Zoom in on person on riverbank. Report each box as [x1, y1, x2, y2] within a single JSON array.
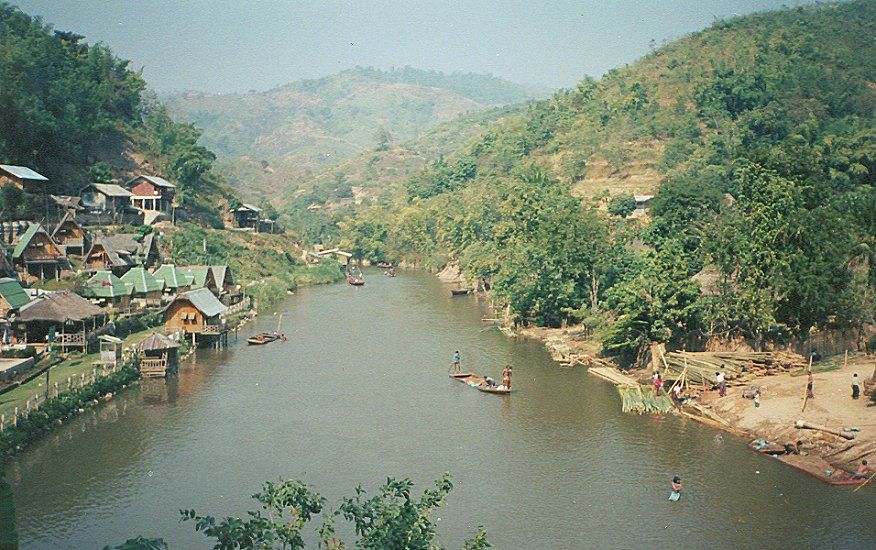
[[669, 476, 683, 501], [754, 389, 761, 409], [452, 351, 461, 373], [851, 373, 860, 399], [716, 370, 727, 397], [652, 372, 663, 397], [806, 372, 814, 399], [852, 459, 871, 480], [502, 365, 512, 390]]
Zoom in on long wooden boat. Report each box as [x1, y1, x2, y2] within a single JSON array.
[[247, 332, 278, 345], [771, 453, 869, 486], [451, 289, 470, 296], [448, 372, 511, 394]]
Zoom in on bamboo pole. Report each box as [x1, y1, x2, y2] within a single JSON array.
[[852, 471, 876, 493]]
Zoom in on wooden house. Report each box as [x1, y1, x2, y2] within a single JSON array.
[[134, 332, 181, 377], [83, 233, 156, 275], [0, 277, 29, 318], [180, 266, 219, 295], [96, 334, 123, 367], [232, 204, 262, 230], [15, 291, 105, 349], [127, 175, 176, 214], [11, 223, 68, 282], [209, 265, 241, 304], [80, 183, 134, 218], [51, 212, 89, 256], [120, 267, 164, 307], [163, 288, 228, 347], [151, 264, 194, 294], [81, 270, 134, 310], [0, 165, 48, 193]]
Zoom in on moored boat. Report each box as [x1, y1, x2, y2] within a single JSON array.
[[247, 332, 278, 345], [449, 372, 512, 394], [451, 289, 470, 296]]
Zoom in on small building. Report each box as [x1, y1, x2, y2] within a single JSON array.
[[84, 233, 153, 275], [51, 212, 89, 256], [11, 223, 68, 281], [151, 264, 195, 294], [139, 233, 161, 268], [96, 334, 123, 367], [16, 291, 105, 349], [81, 271, 134, 310], [163, 288, 228, 347], [120, 267, 165, 307], [134, 332, 181, 377], [180, 266, 219, 295], [209, 265, 241, 304], [127, 175, 176, 214], [0, 165, 48, 193], [80, 183, 134, 218], [232, 204, 262, 230], [0, 277, 30, 318]]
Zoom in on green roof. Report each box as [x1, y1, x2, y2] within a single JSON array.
[[120, 267, 164, 294], [151, 265, 195, 289], [0, 278, 30, 310], [179, 288, 227, 318], [82, 271, 133, 298], [12, 224, 41, 259], [179, 267, 210, 289]]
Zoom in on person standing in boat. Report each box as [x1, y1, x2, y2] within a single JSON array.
[[452, 351, 461, 373], [502, 365, 512, 390]]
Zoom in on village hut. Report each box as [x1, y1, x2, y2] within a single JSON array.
[[11, 223, 68, 282], [209, 265, 241, 304], [151, 264, 194, 294], [51, 212, 89, 256], [97, 334, 123, 367], [163, 288, 228, 347], [0, 165, 48, 193], [0, 278, 29, 345], [134, 332, 181, 377], [180, 266, 219, 295], [84, 234, 147, 275], [120, 267, 165, 307], [127, 175, 176, 215], [232, 204, 262, 229], [79, 183, 134, 218], [16, 291, 105, 350], [82, 271, 134, 310]]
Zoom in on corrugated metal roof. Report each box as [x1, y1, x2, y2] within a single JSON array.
[[151, 264, 195, 289], [0, 165, 48, 181], [11, 223, 39, 259], [129, 175, 176, 188], [120, 267, 164, 294], [0, 277, 30, 310], [237, 204, 262, 212], [82, 271, 134, 298], [179, 288, 227, 318], [88, 183, 133, 197]]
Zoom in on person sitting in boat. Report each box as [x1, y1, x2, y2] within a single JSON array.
[[852, 459, 871, 480], [483, 376, 497, 388]]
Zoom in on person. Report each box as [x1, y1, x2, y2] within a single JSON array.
[[652, 372, 663, 397], [852, 459, 871, 480], [452, 351, 461, 373], [784, 440, 802, 455], [669, 476, 683, 501], [673, 383, 683, 402], [851, 373, 860, 400], [716, 369, 727, 397], [502, 365, 512, 390], [806, 372, 814, 399], [281, 333, 286, 343], [483, 375, 496, 388], [754, 389, 761, 409]]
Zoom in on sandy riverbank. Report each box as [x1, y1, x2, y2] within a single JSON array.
[[508, 322, 876, 484]]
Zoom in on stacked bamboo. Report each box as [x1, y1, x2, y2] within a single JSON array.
[[661, 351, 807, 386], [618, 385, 676, 414]]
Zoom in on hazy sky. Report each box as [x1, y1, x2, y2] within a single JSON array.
[[15, 0, 803, 94]]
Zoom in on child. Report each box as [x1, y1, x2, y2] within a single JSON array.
[[669, 476, 683, 501], [754, 390, 761, 409]]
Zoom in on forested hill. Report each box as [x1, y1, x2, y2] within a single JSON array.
[[339, 0, 876, 363], [0, 2, 235, 226], [166, 68, 546, 202]]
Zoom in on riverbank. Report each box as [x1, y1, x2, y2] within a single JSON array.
[[504, 320, 876, 485]]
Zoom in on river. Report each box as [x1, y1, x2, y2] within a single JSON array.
[[6, 269, 875, 548]]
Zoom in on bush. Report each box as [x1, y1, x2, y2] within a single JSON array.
[[607, 194, 637, 218]]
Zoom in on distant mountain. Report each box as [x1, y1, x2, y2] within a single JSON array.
[[167, 67, 547, 201]]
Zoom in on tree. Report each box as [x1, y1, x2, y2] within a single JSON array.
[[607, 194, 636, 218], [89, 161, 114, 183], [374, 127, 393, 152]]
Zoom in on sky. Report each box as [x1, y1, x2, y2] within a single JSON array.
[[15, 0, 805, 94]]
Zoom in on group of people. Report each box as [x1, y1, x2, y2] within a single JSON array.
[[451, 351, 512, 390]]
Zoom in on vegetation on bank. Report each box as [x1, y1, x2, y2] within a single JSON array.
[[110, 475, 489, 550], [168, 224, 344, 310], [335, 0, 876, 365]]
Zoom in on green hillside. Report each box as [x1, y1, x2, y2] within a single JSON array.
[[167, 67, 545, 202], [337, 0, 876, 362], [0, 2, 236, 226]]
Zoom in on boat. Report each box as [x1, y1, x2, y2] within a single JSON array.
[[346, 265, 365, 286], [347, 275, 365, 286], [384, 268, 397, 277], [771, 453, 869, 486], [451, 289, 470, 296], [376, 262, 393, 269], [247, 332, 278, 345], [449, 372, 512, 394]]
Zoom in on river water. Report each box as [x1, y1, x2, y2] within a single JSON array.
[[6, 270, 875, 548]]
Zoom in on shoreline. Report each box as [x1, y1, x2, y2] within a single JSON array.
[[504, 322, 875, 486]]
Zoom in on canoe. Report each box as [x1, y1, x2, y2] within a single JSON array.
[[347, 276, 365, 286], [451, 289, 470, 296], [772, 454, 868, 486], [247, 332, 279, 345], [449, 372, 512, 394]]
